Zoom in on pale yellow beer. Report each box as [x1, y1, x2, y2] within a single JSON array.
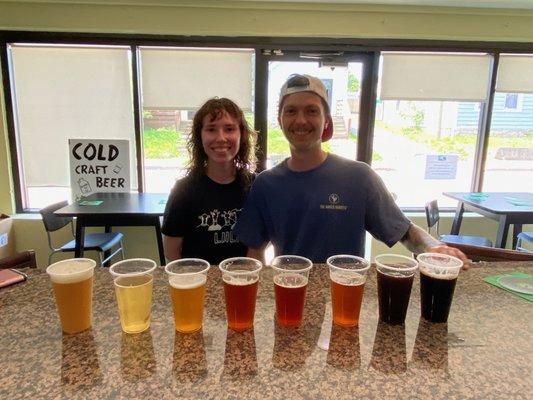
[[114, 274, 153, 334], [169, 274, 206, 333], [47, 258, 96, 334]]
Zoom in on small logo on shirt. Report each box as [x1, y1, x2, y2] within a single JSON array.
[[321, 193, 347, 210], [329, 193, 340, 204]]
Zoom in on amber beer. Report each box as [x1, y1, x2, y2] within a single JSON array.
[[223, 275, 259, 331], [219, 257, 263, 332], [271, 255, 313, 328], [169, 274, 207, 333], [165, 258, 210, 333], [327, 255, 370, 328], [330, 272, 365, 327], [274, 273, 308, 327], [47, 258, 96, 334]]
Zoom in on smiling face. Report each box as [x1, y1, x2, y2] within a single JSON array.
[[201, 111, 241, 167], [278, 91, 331, 153]]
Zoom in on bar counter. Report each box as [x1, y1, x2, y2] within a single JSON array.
[[1, 262, 532, 399]]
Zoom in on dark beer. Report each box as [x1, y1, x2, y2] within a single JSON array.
[[377, 269, 414, 325], [223, 275, 259, 331], [420, 271, 457, 323], [274, 273, 308, 327]]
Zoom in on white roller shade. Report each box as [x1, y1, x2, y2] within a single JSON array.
[[10, 45, 136, 188], [380, 53, 491, 101], [496, 54, 533, 93], [140, 47, 253, 110]]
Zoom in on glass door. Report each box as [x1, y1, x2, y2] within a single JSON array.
[[261, 51, 373, 168]]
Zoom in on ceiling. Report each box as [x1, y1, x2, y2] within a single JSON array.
[[242, 0, 533, 9]]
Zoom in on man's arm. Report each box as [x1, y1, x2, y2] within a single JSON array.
[[163, 235, 183, 264], [400, 224, 469, 269]]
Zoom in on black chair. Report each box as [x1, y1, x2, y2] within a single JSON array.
[[516, 231, 533, 253], [40, 201, 124, 266], [425, 200, 493, 247]]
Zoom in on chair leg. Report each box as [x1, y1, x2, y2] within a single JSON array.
[[120, 240, 125, 260]]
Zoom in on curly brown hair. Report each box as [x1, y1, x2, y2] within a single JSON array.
[[187, 98, 256, 179]]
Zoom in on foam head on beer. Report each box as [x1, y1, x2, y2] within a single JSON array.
[[47, 258, 96, 283]]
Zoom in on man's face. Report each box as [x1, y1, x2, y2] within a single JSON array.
[[278, 91, 330, 153]]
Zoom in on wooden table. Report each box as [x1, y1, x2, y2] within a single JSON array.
[[443, 192, 533, 248], [55, 192, 167, 265], [1, 262, 532, 399]]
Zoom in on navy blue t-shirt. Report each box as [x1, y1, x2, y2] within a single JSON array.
[[234, 154, 411, 262]]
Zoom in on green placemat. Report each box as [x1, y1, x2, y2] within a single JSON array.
[[483, 272, 533, 302], [78, 200, 103, 206]]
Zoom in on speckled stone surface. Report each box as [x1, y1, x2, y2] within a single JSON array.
[[1, 262, 532, 399]]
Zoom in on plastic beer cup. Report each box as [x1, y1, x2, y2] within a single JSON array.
[[165, 258, 210, 333], [327, 255, 370, 328], [417, 253, 463, 323], [271, 255, 313, 327], [375, 254, 418, 325], [219, 257, 263, 332], [47, 258, 96, 334], [110, 258, 157, 334]]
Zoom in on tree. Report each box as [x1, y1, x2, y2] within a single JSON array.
[[347, 72, 360, 93]]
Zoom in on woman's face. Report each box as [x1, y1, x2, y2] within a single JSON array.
[[201, 110, 241, 167]]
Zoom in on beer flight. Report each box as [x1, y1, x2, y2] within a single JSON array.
[[45, 252, 463, 336]]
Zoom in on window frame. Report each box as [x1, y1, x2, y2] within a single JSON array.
[[2, 31, 533, 213]]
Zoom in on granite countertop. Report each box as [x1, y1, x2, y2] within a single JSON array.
[[1, 262, 532, 399]]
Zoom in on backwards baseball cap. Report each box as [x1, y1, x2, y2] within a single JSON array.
[[278, 74, 333, 142]]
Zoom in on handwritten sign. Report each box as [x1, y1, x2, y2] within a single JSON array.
[[69, 139, 130, 201], [424, 155, 458, 180]]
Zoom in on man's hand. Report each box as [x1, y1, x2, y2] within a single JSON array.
[[424, 244, 470, 270], [401, 224, 469, 270]]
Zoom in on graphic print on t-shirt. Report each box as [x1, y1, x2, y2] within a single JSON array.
[[197, 208, 241, 231]]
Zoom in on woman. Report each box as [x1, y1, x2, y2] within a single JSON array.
[[161, 98, 256, 265]]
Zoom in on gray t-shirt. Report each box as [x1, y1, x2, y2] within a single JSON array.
[[235, 154, 411, 262]]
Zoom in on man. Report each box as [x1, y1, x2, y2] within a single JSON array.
[[235, 74, 467, 266]]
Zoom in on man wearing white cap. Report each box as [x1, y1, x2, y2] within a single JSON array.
[[235, 74, 467, 265]]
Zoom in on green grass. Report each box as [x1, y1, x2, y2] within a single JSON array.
[[267, 127, 332, 155], [375, 121, 533, 160], [143, 128, 185, 159], [377, 121, 532, 147]]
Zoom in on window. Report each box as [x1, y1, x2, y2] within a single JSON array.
[[267, 59, 364, 168], [138, 47, 254, 193], [4, 34, 533, 213], [8, 44, 135, 210], [374, 52, 491, 208], [483, 54, 533, 192], [504, 93, 518, 109]]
